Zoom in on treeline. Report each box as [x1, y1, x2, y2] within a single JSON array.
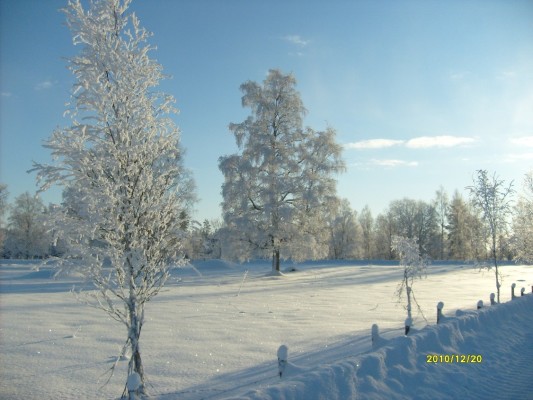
[[0, 189, 63, 259], [329, 190, 495, 261], [1, 171, 532, 263], [328, 172, 532, 262]]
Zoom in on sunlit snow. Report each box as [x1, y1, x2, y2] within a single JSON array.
[[0, 259, 531, 399]]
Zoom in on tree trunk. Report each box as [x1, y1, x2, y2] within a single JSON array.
[[405, 274, 412, 321], [127, 297, 146, 396], [493, 252, 500, 304], [272, 249, 280, 272], [492, 233, 500, 303]]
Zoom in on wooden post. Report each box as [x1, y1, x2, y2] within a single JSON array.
[[437, 302, 444, 324], [404, 317, 412, 335], [490, 293, 496, 305], [521, 287, 525, 296], [371, 324, 380, 348], [477, 300, 483, 310], [511, 283, 516, 299], [126, 372, 142, 400], [277, 345, 288, 378]]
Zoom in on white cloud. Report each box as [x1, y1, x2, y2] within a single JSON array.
[[370, 159, 419, 167], [449, 71, 470, 81], [345, 135, 476, 150], [283, 35, 309, 47], [503, 152, 533, 163], [510, 136, 533, 147], [1, 92, 12, 97], [35, 80, 54, 90], [497, 70, 517, 80], [345, 139, 404, 149], [405, 135, 476, 149], [513, 95, 533, 129]]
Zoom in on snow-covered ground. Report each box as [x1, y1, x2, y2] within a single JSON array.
[[0, 259, 531, 399]]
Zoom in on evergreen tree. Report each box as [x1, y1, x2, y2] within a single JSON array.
[[447, 191, 472, 260]]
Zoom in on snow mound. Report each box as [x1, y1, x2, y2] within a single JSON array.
[[229, 295, 533, 399], [190, 259, 242, 273], [264, 270, 285, 278]]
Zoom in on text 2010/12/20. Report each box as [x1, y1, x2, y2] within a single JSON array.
[[426, 354, 483, 363]]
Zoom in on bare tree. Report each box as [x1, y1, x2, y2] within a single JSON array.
[[31, 0, 195, 396], [466, 170, 514, 303]]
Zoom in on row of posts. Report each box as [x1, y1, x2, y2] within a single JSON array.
[[277, 283, 531, 378], [375, 282, 531, 349]]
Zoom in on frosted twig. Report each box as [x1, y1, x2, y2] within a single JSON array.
[[236, 269, 249, 297]]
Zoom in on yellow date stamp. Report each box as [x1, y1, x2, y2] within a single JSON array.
[[426, 354, 483, 363]]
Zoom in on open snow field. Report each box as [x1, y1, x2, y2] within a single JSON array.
[[1, 259, 532, 399]]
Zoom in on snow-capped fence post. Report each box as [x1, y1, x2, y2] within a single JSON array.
[[437, 302, 444, 324], [521, 287, 525, 296], [277, 345, 288, 378], [490, 293, 496, 305], [371, 324, 380, 348], [477, 300, 483, 310], [126, 372, 142, 400], [511, 283, 517, 299], [404, 317, 412, 335]]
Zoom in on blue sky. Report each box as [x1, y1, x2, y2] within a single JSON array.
[[1, 0, 532, 222]]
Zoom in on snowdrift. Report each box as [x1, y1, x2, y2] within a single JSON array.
[[230, 294, 533, 400]]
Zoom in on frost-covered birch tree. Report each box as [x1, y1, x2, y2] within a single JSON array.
[[359, 205, 374, 259], [219, 69, 345, 272], [434, 186, 449, 260], [391, 235, 428, 328], [31, 0, 194, 396], [328, 199, 361, 259], [466, 170, 514, 303], [513, 170, 533, 263], [5, 192, 49, 259]]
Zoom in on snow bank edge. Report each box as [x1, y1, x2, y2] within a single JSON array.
[[226, 294, 533, 400]]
